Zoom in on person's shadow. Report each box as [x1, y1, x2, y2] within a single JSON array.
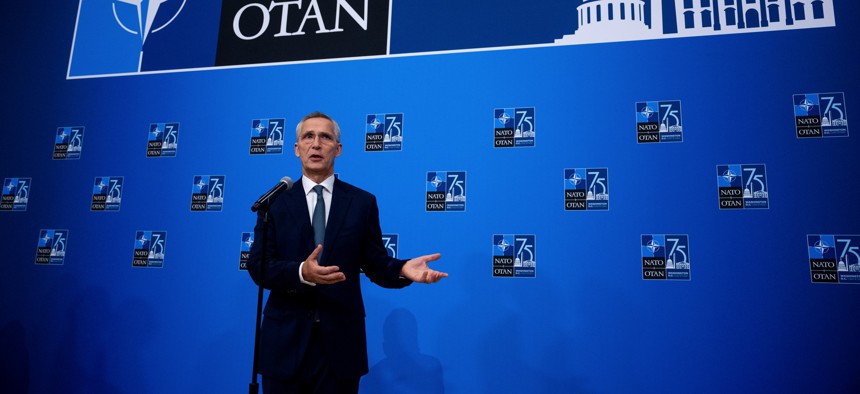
[[361, 308, 444, 394]]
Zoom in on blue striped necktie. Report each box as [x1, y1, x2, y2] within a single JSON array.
[[312, 185, 326, 259]]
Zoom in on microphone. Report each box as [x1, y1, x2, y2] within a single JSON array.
[[251, 176, 293, 212]]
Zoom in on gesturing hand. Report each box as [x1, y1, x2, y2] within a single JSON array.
[[301, 245, 346, 284], [401, 253, 447, 284]]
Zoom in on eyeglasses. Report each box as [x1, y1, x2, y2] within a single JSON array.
[[299, 131, 338, 144]]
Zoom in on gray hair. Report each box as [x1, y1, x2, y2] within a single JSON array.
[[295, 111, 341, 142]]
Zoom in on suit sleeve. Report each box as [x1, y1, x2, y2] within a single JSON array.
[[247, 210, 308, 293], [361, 195, 412, 289]]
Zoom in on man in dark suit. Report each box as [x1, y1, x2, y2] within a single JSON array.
[[248, 112, 447, 393]]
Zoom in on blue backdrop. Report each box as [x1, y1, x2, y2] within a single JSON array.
[[2, 1, 859, 393]]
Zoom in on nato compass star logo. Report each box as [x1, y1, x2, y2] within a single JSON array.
[[567, 172, 583, 187], [497, 112, 511, 127], [646, 239, 661, 254], [721, 169, 738, 184], [430, 175, 444, 189], [56, 129, 69, 143], [136, 233, 149, 248], [150, 126, 162, 139], [369, 117, 383, 131], [639, 105, 656, 120], [113, 0, 187, 71], [799, 98, 816, 114], [814, 239, 831, 255], [496, 238, 511, 253], [253, 122, 266, 137]]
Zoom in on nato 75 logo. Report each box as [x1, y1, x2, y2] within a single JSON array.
[[133, 231, 167, 268], [147, 123, 179, 157], [807, 234, 860, 284], [716, 164, 769, 209], [794, 92, 849, 138], [239, 232, 254, 271], [191, 175, 226, 211], [36, 229, 69, 265], [563, 168, 609, 211], [53, 127, 85, 160], [425, 171, 466, 212], [492, 234, 536, 278], [382, 234, 398, 258], [641, 234, 690, 280], [494, 107, 535, 148], [636, 100, 683, 143], [366, 113, 403, 151], [250, 118, 285, 154], [91, 176, 123, 211], [1, 177, 31, 211]]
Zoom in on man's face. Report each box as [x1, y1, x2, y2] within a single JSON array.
[[295, 117, 342, 180]]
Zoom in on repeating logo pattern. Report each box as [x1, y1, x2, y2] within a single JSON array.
[[492, 234, 536, 278], [36, 229, 69, 265], [425, 171, 467, 212], [793, 92, 849, 138], [716, 164, 769, 209], [239, 232, 253, 271], [147, 122, 180, 157], [807, 234, 860, 284], [91, 176, 124, 211], [494, 107, 535, 148], [1, 178, 31, 211], [250, 118, 285, 155], [191, 175, 226, 211], [365, 113, 404, 151], [133, 231, 167, 268], [636, 100, 683, 143], [53, 127, 85, 160], [382, 234, 398, 258], [641, 234, 691, 280], [564, 168, 609, 211]]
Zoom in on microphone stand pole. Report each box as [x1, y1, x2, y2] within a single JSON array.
[[249, 208, 270, 394]]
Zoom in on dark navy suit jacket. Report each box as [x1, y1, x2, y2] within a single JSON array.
[[248, 177, 411, 380]]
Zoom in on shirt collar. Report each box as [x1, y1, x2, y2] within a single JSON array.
[[302, 175, 335, 195]]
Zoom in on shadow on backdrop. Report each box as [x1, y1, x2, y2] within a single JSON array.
[[0, 320, 30, 394], [43, 286, 156, 394], [361, 308, 444, 394]]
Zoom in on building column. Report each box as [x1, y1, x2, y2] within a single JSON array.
[[713, 0, 722, 30], [738, 0, 746, 28]]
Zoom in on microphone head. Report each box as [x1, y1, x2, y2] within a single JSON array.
[[280, 176, 293, 189]]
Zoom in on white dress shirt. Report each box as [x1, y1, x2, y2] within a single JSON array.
[[298, 175, 335, 286]]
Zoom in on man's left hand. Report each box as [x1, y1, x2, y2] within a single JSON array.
[[401, 253, 447, 284]]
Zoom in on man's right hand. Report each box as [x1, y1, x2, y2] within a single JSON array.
[[301, 245, 346, 284]]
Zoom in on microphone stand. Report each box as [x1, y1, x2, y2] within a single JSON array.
[[248, 177, 291, 393], [249, 208, 270, 394]]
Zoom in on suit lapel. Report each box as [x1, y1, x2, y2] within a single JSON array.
[[323, 179, 352, 258], [284, 179, 313, 250]]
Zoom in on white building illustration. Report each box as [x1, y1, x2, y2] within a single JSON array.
[[557, 0, 834, 44]]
